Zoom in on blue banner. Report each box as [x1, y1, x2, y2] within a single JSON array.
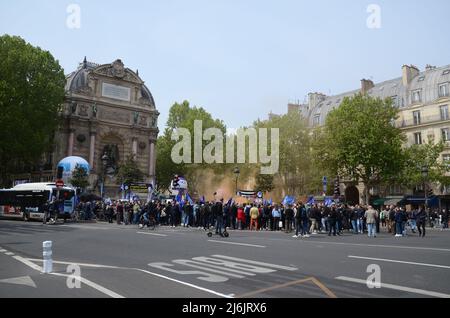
[[282, 196, 296, 206]]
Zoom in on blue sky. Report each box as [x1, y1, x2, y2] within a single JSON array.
[[1, 0, 449, 131]]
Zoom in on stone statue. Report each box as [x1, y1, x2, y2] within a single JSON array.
[[133, 111, 139, 125], [151, 116, 157, 127], [71, 102, 77, 114], [102, 144, 120, 176], [92, 103, 97, 118]]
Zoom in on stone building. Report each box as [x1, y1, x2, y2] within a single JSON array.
[[288, 64, 450, 204], [19, 58, 159, 198]]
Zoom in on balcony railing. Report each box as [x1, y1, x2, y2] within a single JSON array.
[[396, 114, 450, 128]]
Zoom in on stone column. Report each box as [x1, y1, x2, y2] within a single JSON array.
[[89, 132, 96, 169], [148, 140, 156, 183], [67, 129, 75, 156], [132, 137, 138, 157]]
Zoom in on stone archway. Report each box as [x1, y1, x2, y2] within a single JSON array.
[[345, 186, 360, 205]]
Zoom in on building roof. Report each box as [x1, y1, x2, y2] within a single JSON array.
[[65, 58, 156, 108], [306, 64, 450, 126]]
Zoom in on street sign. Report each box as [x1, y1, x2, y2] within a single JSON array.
[[55, 179, 64, 188]]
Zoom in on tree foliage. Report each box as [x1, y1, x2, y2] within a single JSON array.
[[69, 164, 89, 190], [398, 141, 450, 188], [116, 155, 144, 185], [0, 35, 66, 186], [156, 100, 227, 192], [254, 109, 313, 196], [255, 173, 275, 194], [314, 94, 405, 203]]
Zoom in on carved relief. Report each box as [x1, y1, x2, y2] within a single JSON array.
[[99, 109, 131, 124], [79, 105, 89, 117], [139, 115, 148, 127]]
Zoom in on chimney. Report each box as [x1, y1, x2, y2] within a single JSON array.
[[308, 92, 326, 109], [402, 64, 420, 86], [361, 79, 374, 95], [425, 64, 436, 71]]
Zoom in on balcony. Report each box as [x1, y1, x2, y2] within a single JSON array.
[[396, 114, 450, 128]]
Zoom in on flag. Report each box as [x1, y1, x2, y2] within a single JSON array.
[[226, 198, 233, 206], [324, 197, 333, 207], [306, 196, 315, 205], [268, 198, 273, 205], [186, 193, 194, 205], [282, 196, 295, 206]]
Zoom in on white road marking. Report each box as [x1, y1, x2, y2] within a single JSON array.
[[299, 240, 450, 252], [50, 272, 124, 298], [335, 276, 450, 298], [0, 249, 7, 252], [6, 253, 124, 298], [208, 240, 265, 248], [137, 231, 168, 237], [348, 255, 450, 269], [0, 276, 36, 288], [135, 268, 233, 298], [12, 255, 43, 272], [172, 260, 246, 278], [5, 252, 14, 256], [212, 255, 298, 271], [26, 258, 122, 269]]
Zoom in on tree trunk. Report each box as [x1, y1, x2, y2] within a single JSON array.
[[363, 183, 370, 205]]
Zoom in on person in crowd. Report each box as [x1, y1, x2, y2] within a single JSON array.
[[272, 204, 281, 231], [416, 206, 427, 237], [250, 204, 260, 231], [293, 202, 305, 238], [284, 205, 294, 233], [309, 204, 319, 234], [364, 205, 378, 238], [328, 204, 338, 236]]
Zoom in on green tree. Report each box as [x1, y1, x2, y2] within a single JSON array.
[[314, 94, 405, 204], [156, 100, 227, 192], [254, 109, 312, 196], [69, 164, 89, 190], [0, 35, 65, 187], [255, 173, 275, 194], [398, 141, 450, 189], [116, 155, 145, 186]]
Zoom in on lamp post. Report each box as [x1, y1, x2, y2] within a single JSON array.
[[421, 165, 429, 225], [233, 167, 240, 196], [101, 153, 109, 199]]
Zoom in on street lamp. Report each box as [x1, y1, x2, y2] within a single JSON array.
[[421, 165, 429, 224], [101, 153, 109, 199], [233, 167, 240, 196]]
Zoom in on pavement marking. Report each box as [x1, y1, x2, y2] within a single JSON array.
[[298, 240, 450, 252], [348, 255, 450, 269], [172, 260, 246, 278], [0, 276, 37, 288], [212, 255, 298, 271], [135, 268, 233, 298], [4, 252, 14, 256], [236, 277, 337, 298], [137, 231, 168, 237], [0, 249, 7, 252], [12, 255, 43, 272], [335, 276, 450, 298], [208, 240, 266, 248], [27, 258, 122, 269], [50, 272, 124, 298]]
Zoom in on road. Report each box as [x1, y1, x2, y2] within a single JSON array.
[[1, 220, 449, 298]]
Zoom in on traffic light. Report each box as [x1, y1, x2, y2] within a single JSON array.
[[333, 178, 340, 196], [56, 166, 64, 180]]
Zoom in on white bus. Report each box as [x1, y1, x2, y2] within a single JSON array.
[[0, 183, 76, 221]]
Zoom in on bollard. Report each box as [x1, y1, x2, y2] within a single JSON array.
[[42, 241, 53, 273]]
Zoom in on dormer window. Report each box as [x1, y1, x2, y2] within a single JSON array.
[[412, 89, 422, 103], [443, 70, 450, 75], [418, 76, 425, 82]]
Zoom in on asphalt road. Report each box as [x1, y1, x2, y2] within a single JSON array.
[[0, 220, 449, 298]]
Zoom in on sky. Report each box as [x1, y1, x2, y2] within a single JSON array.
[[1, 0, 450, 132]]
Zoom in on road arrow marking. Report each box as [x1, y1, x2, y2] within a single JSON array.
[[0, 276, 36, 288]]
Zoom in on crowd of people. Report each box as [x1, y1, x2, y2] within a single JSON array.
[[72, 198, 450, 238]]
